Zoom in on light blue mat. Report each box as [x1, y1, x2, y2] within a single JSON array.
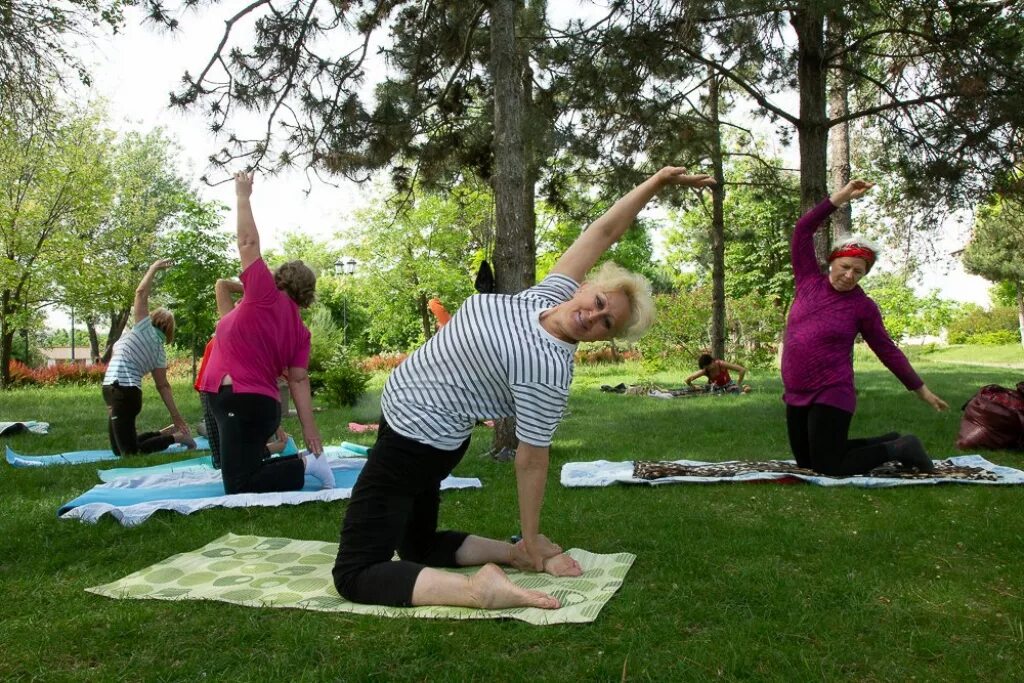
[[96, 441, 370, 482], [6, 436, 211, 468], [59, 459, 483, 527]]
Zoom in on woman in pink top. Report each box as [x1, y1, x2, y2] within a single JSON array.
[[198, 172, 334, 493], [782, 179, 948, 476]]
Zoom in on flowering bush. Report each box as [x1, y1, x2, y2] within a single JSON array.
[[8, 360, 108, 387], [359, 352, 408, 373]]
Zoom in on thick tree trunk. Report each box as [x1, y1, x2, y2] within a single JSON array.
[[708, 71, 727, 360], [827, 40, 852, 236], [792, 6, 831, 269], [1, 289, 12, 387], [489, 0, 534, 458], [102, 308, 131, 364], [86, 317, 100, 363], [419, 292, 432, 342]]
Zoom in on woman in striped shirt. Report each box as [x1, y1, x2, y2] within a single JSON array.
[[101, 259, 195, 456], [333, 166, 716, 610]]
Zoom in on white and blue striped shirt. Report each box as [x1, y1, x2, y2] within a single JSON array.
[[382, 274, 579, 450], [102, 316, 167, 388]]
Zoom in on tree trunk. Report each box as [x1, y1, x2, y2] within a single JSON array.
[[708, 70, 727, 360], [827, 21, 852, 236], [86, 317, 100, 363], [1017, 281, 1024, 349], [419, 292, 432, 341], [102, 308, 131, 364], [489, 0, 534, 458], [792, 5, 831, 269], [1, 289, 12, 387]]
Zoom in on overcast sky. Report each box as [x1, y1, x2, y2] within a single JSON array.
[[49, 2, 992, 330]]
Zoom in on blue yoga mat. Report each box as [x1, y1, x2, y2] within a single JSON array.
[[6, 436, 211, 468], [59, 463, 366, 516]]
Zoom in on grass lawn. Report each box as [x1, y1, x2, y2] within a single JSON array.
[[913, 343, 1024, 369], [1, 353, 1023, 680]]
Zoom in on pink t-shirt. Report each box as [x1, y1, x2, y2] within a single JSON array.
[[198, 258, 311, 401]]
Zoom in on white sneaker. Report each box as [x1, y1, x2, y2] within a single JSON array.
[[304, 452, 335, 489]]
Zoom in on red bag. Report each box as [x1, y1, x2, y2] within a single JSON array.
[[956, 382, 1024, 451]]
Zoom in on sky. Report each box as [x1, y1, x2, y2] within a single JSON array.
[[48, 2, 993, 330]]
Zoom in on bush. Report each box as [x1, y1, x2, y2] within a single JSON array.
[[963, 330, 1020, 345], [7, 360, 108, 387], [313, 349, 371, 407], [574, 342, 640, 365], [359, 352, 408, 373], [947, 305, 1020, 344]]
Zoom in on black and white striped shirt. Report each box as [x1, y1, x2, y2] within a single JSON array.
[[382, 274, 579, 450], [102, 316, 167, 388]]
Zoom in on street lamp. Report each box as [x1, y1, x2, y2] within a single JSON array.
[[334, 258, 357, 344]]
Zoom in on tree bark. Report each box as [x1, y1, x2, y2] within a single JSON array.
[[792, 5, 831, 269], [827, 19, 852, 237], [489, 0, 534, 457], [86, 317, 100, 363], [1017, 281, 1024, 350], [102, 308, 131, 364], [708, 70, 727, 360], [0, 289, 12, 387]]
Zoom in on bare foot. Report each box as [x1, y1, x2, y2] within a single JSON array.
[[468, 564, 560, 610], [543, 553, 583, 577]]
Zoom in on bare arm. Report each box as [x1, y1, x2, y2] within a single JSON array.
[[550, 167, 715, 283], [514, 441, 551, 571], [684, 369, 706, 387], [134, 259, 173, 323], [215, 278, 243, 317], [721, 361, 746, 384], [287, 366, 322, 455], [234, 172, 261, 270], [151, 367, 189, 434]]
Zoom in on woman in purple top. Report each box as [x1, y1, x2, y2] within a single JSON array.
[[782, 179, 948, 475], [198, 172, 334, 494]]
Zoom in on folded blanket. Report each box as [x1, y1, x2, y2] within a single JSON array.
[[561, 454, 1024, 489], [6, 436, 211, 468], [60, 459, 482, 526], [87, 533, 634, 625], [96, 443, 372, 482], [0, 421, 50, 436]]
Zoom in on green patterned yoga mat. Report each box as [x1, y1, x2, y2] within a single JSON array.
[[87, 533, 636, 625]]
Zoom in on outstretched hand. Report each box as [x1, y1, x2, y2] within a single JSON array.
[[915, 385, 949, 412], [235, 171, 254, 198], [831, 179, 875, 206], [150, 258, 174, 271], [656, 166, 716, 188]]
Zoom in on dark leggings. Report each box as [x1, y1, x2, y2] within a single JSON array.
[[199, 391, 222, 468], [333, 419, 471, 607], [207, 385, 304, 494], [102, 383, 175, 456], [786, 403, 898, 475]]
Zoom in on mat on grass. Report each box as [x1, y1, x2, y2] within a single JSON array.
[[96, 441, 371, 482], [86, 533, 634, 625], [6, 436, 211, 468], [561, 455, 1024, 489], [60, 460, 482, 526], [0, 421, 50, 436]]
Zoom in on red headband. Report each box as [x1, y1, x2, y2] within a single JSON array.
[[828, 244, 876, 270]]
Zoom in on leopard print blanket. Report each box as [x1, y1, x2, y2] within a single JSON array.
[[632, 459, 999, 482]]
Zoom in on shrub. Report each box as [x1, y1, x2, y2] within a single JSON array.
[[964, 330, 1020, 345], [7, 360, 107, 387], [359, 352, 408, 373], [313, 349, 371, 407], [947, 305, 1019, 344], [574, 342, 640, 365]]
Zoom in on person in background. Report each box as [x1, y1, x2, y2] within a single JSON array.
[[102, 259, 195, 456], [685, 354, 746, 392]]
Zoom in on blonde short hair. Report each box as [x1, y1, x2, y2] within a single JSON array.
[[150, 308, 175, 345], [274, 260, 317, 308], [585, 261, 656, 341]]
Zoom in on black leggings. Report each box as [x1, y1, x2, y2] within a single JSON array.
[[199, 391, 222, 468], [207, 385, 304, 494], [786, 403, 898, 475], [102, 383, 175, 456], [333, 419, 471, 607]]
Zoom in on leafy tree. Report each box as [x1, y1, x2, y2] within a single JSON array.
[[861, 274, 958, 342], [0, 107, 113, 387], [963, 195, 1024, 347]]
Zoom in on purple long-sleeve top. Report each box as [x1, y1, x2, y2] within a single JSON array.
[[781, 198, 922, 413]]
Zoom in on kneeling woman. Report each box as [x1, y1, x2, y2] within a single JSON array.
[[782, 179, 948, 476], [198, 172, 333, 494], [102, 259, 194, 455], [333, 166, 715, 611]]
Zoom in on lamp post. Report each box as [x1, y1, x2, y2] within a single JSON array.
[[334, 258, 357, 344], [70, 305, 75, 363]]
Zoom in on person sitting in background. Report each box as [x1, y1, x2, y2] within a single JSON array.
[[685, 354, 747, 392], [101, 259, 195, 456]]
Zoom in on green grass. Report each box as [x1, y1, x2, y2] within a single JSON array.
[[913, 343, 1024, 369], [2, 354, 1023, 681]]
